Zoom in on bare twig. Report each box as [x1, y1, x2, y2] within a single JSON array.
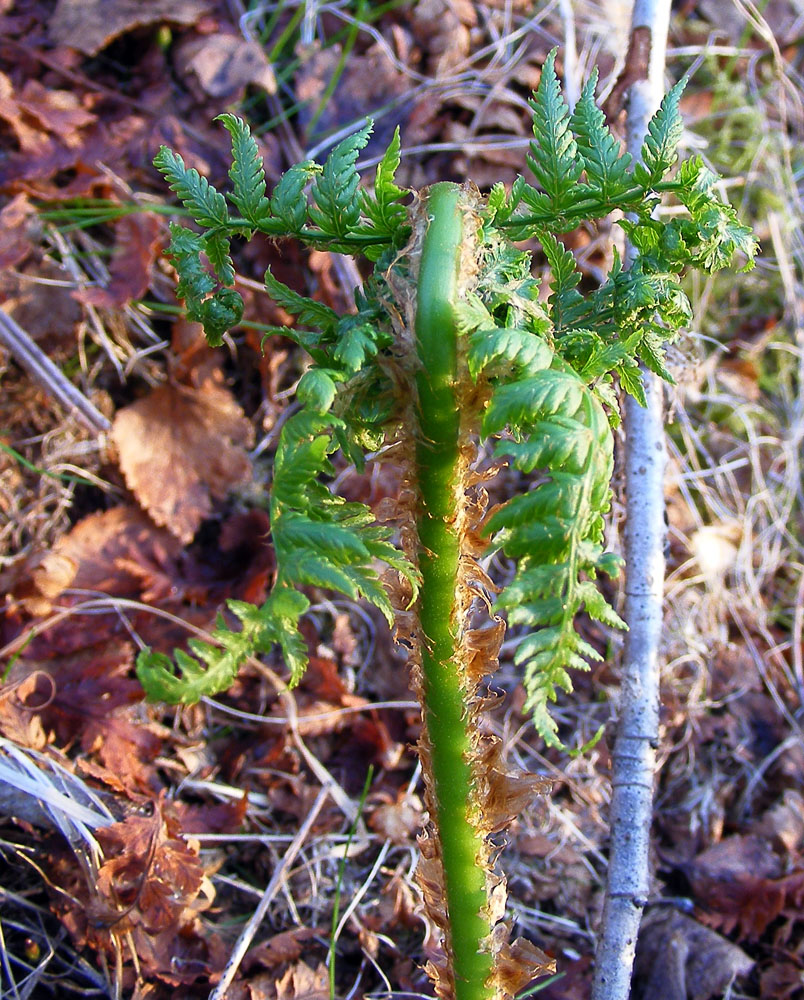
[[591, 2, 671, 999], [0, 310, 110, 434]]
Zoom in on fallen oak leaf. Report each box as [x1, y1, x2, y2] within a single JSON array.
[[111, 378, 254, 544], [6, 642, 163, 791], [179, 33, 277, 98], [275, 960, 330, 1000], [634, 907, 753, 1000], [75, 211, 163, 309], [48, 0, 213, 57]]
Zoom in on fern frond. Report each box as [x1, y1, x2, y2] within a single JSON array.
[[309, 123, 373, 238], [361, 126, 408, 237], [136, 587, 310, 704], [270, 159, 319, 232], [202, 231, 235, 285], [482, 372, 625, 747], [537, 230, 585, 333], [634, 77, 686, 188], [526, 49, 583, 214], [671, 158, 758, 271], [263, 267, 340, 334], [138, 406, 418, 705], [570, 70, 632, 199], [163, 224, 242, 346], [217, 113, 272, 225], [467, 326, 553, 380], [154, 146, 228, 228]]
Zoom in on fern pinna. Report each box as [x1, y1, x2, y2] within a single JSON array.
[[141, 51, 755, 1000]]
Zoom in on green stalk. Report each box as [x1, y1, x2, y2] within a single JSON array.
[[414, 182, 493, 1000]]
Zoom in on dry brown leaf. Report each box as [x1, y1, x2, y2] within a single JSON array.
[[369, 797, 422, 845], [75, 211, 163, 309], [0, 71, 49, 153], [687, 834, 804, 941], [410, 0, 475, 76], [1, 257, 83, 355], [246, 927, 323, 970], [6, 642, 164, 790], [14, 80, 97, 148], [274, 961, 330, 1000], [49, 0, 213, 57], [634, 908, 753, 1000], [295, 41, 409, 150], [182, 33, 277, 97], [111, 379, 254, 543], [0, 193, 39, 268], [42, 505, 183, 602]]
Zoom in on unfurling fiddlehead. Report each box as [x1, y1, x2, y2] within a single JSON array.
[[140, 51, 755, 1000]]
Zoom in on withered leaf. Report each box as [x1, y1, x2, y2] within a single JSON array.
[[0, 194, 38, 269], [634, 908, 753, 1000], [112, 379, 254, 544], [8, 642, 163, 791], [14, 80, 97, 148], [49, 0, 213, 57], [40, 505, 183, 604], [96, 800, 205, 931], [685, 834, 804, 940], [274, 960, 330, 1000], [75, 212, 163, 309], [182, 34, 277, 98]]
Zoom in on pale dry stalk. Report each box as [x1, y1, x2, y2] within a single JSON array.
[[591, 2, 671, 998]]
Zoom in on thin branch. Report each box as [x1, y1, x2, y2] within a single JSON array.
[[208, 782, 331, 1000], [591, 2, 671, 999], [0, 310, 110, 433]]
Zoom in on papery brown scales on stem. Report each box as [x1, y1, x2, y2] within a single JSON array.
[[385, 186, 553, 1000]]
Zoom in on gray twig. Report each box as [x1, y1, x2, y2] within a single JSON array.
[[0, 310, 110, 433], [591, 2, 671, 998]]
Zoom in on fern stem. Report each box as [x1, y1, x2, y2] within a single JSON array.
[[414, 182, 493, 1000]]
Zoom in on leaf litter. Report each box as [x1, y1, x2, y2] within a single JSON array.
[[0, 1, 803, 998]]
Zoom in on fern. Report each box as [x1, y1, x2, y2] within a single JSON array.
[[634, 76, 686, 188], [146, 74, 756, 999], [149, 97, 754, 730], [482, 376, 624, 747], [570, 69, 632, 200], [308, 123, 373, 238], [153, 146, 228, 229], [217, 113, 271, 225], [361, 125, 408, 239], [137, 408, 418, 703], [525, 49, 583, 216]]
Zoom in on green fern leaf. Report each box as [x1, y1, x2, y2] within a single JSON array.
[[202, 231, 235, 285], [482, 369, 586, 438], [616, 361, 647, 406], [135, 587, 311, 704], [166, 224, 215, 309], [263, 267, 339, 333], [296, 369, 338, 412], [309, 123, 373, 238], [467, 327, 553, 380], [199, 288, 244, 347], [633, 77, 686, 187], [270, 160, 319, 232], [526, 49, 583, 213], [570, 69, 632, 199], [361, 126, 408, 235], [216, 113, 272, 224], [154, 146, 228, 228], [537, 230, 585, 333]]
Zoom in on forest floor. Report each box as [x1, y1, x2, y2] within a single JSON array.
[[1, 2, 803, 999]]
